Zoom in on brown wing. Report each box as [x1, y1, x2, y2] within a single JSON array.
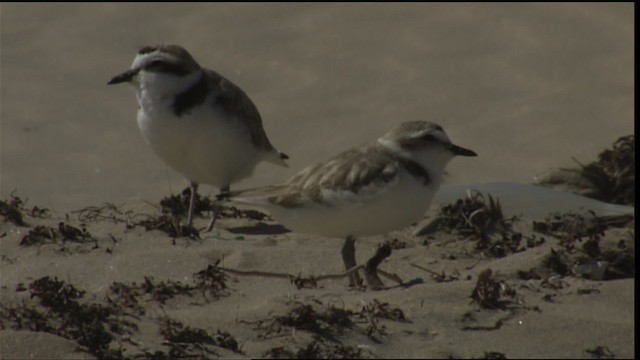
[[205, 69, 278, 154], [266, 144, 401, 208]]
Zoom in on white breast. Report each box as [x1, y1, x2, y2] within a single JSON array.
[[135, 73, 261, 187]]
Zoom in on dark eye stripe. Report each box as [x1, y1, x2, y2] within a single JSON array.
[[144, 60, 191, 76]]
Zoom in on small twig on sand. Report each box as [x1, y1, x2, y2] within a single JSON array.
[[217, 265, 402, 287]]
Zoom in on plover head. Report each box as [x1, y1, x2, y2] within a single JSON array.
[[108, 44, 202, 90], [378, 120, 477, 175]]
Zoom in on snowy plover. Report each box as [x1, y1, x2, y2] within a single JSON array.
[[222, 120, 476, 289], [108, 44, 289, 230]]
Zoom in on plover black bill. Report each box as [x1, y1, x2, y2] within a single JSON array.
[[108, 44, 289, 230], [222, 120, 477, 289]]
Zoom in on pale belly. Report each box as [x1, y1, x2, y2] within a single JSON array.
[[266, 176, 439, 238], [137, 105, 261, 188]]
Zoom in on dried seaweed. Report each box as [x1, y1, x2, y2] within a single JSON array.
[[470, 269, 516, 309], [0, 276, 131, 359], [534, 211, 634, 279], [538, 135, 634, 205], [247, 298, 407, 342], [105, 263, 230, 307], [0, 193, 27, 226], [0, 192, 51, 226], [584, 345, 615, 359], [263, 336, 367, 359], [132, 213, 200, 239], [0, 266, 233, 359], [20, 222, 98, 251], [428, 191, 526, 258], [160, 318, 241, 357]]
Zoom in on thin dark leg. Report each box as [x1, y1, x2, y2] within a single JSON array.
[[341, 235, 362, 287], [186, 182, 198, 226], [206, 185, 229, 232], [364, 243, 392, 290]]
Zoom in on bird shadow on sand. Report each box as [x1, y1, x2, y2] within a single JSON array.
[[226, 222, 291, 235]]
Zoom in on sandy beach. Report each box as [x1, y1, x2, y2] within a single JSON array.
[[0, 3, 634, 359]]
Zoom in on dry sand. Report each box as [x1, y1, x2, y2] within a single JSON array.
[[0, 3, 635, 359]]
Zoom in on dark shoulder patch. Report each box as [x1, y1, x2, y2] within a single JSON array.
[[399, 158, 431, 185], [206, 70, 276, 153], [173, 74, 210, 116]]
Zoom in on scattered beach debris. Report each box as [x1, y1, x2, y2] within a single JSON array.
[[534, 211, 634, 280], [216, 241, 402, 290], [475, 351, 508, 359], [584, 345, 615, 359], [132, 213, 200, 239], [420, 191, 533, 258], [410, 262, 461, 283], [537, 134, 634, 206], [71, 203, 132, 224], [262, 336, 368, 359], [0, 266, 233, 360], [105, 263, 230, 307], [246, 302, 354, 340], [19, 222, 98, 251], [470, 269, 516, 310], [160, 187, 213, 220], [162, 186, 271, 221], [243, 298, 407, 344], [121, 188, 273, 238], [159, 318, 241, 357], [0, 276, 131, 359], [1, 192, 51, 226], [0, 194, 24, 226]]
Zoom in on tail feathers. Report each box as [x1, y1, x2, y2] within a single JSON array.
[[264, 149, 290, 168]]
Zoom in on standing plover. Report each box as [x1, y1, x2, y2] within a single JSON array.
[[108, 44, 288, 230], [222, 120, 476, 289]]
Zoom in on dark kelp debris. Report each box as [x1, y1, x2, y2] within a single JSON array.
[[160, 187, 213, 220], [71, 203, 131, 224], [161, 187, 270, 221], [20, 222, 98, 250], [192, 263, 230, 300], [132, 213, 200, 239], [470, 269, 517, 310], [475, 351, 508, 359], [0, 271, 233, 359], [0, 192, 51, 226], [537, 134, 634, 206], [0, 193, 27, 226], [105, 263, 230, 307], [263, 336, 367, 359], [534, 211, 635, 279], [246, 298, 407, 343], [424, 191, 530, 258], [0, 276, 132, 359], [264, 303, 351, 338], [159, 318, 241, 357], [584, 345, 615, 359]]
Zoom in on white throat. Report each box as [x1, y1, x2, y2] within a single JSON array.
[[134, 70, 203, 105]]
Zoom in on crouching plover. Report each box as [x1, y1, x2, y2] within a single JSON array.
[[222, 121, 476, 289], [108, 44, 289, 230]]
